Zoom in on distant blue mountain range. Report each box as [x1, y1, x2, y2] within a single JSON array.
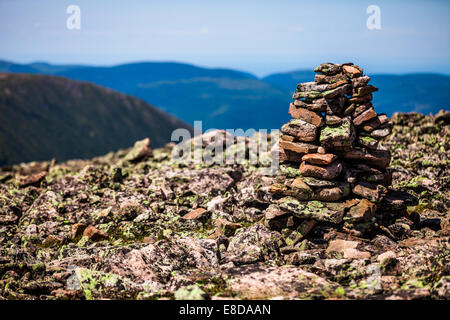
[[1, 60, 449, 130]]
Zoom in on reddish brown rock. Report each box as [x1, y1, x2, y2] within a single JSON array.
[[280, 134, 295, 142], [361, 114, 388, 132], [344, 148, 391, 168], [326, 239, 371, 259], [325, 115, 343, 125], [352, 76, 371, 88], [353, 108, 377, 126], [83, 226, 108, 241], [302, 153, 337, 165], [182, 208, 209, 220], [299, 161, 343, 180], [71, 223, 87, 238], [342, 65, 363, 78], [349, 93, 372, 104], [352, 182, 387, 202], [353, 85, 378, 97], [352, 103, 372, 118], [313, 182, 350, 201], [314, 63, 341, 75], [288, 104, 324, 127], [280, 140, 319, 155], [346, 199, 376, 223], [293, 98, 327, 112], [18, 171, 47, 187], [281, 119, 317, 142]]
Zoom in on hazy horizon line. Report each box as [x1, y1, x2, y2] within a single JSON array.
[[1, 57, 450, 78]]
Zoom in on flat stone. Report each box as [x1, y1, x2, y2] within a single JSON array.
[[371, 126, 392, 139], [319, 117, 355, 150], [313, 182, 350, 201], [288, 104, 324, 127], [281, 119, 317, 142], [326, 239, 371, 259], [315, 73, 349, 84], [277, 147, 303, 163], [302, 153, 337, 165], [352, 182, 387, 202], [353, 108, 377, 126], [292, 91, 323, 100], [352, 76, 371, 88], [343, 148, 391, 169], [279, 140, 319, 155], [357, 136, 379, 149], [342, 65, 363, 78], [291, 177, 312, 191], [269, 182, 312, 201], [299, 161, 343, 180], [296, 82, 330, 92], [352, 102, 373, 118], [182, 208, 209, 220], [361, 114, 388, 132], [280, 134, 295, 142], [322, 84, 352, 99], [348, 93, 372, 104], [314, 63, 341, 75], [293, 98, 327, 112], [18, 171, 47, 187], [345, 199, 376, 223], [303, 176, 337, 188], [325, 115, 343, 125], [277, 197, 346, 224], [317, 147, 326, 154], [353, 85, 378, 97]]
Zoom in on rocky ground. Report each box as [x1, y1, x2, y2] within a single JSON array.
[[0, 111, 449, 300]]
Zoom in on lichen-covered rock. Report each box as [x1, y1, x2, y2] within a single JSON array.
[[224, 223, 283, 265], [124, 138, 152, 162], [319, 117, 356, 150], [281, 119, 318, 142], [276, 197, 346, 224]]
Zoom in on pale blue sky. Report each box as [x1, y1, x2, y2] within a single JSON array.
[[0, 0, 449, 76]]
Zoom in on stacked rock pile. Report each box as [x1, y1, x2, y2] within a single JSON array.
[[267, 63, 402, 244]]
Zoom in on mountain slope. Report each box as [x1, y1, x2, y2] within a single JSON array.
[[1, 61, 449, 129], [54, 62, 290, 130], [262, 70, 450, 116], [0, 61, 291, 130], [0, 73, 193, 166]]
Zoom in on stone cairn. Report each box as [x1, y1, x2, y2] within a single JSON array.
[[266, 62, 405, 245]]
